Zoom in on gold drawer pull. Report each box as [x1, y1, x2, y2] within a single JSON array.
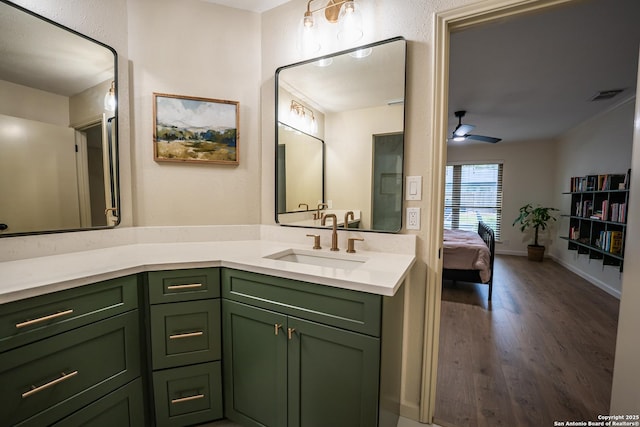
[[167, 283, 203, 290], [169, 331, 204, 340], [274, 324, 282, 335], [22, 370, 79, 399], [171, 393, 205, 404], [288, 327, 295, 340], [16, 309, 74, 328]]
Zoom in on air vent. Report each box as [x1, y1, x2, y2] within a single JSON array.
[[590, 89, 624, 101]]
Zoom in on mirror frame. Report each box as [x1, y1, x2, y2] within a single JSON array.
[[0, 0, 119, 238], [274, 36, 407, 233]]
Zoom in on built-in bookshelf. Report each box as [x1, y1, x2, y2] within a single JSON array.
[[561, 171, 630, 272]]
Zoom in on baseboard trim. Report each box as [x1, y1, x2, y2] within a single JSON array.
[[494, 251, 621, 299], [549, 255, 621, 299]]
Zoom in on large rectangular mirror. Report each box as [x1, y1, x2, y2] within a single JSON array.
[[0, 0, 119, 237], [275, 37, 406, 233]]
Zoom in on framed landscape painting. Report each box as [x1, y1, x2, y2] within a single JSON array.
[[153, 93, 239, 165]]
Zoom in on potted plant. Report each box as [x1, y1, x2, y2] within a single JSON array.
[[512, 204, 558, 261]]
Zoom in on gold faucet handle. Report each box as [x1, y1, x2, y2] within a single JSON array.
[[346, 237, 364, 253], [306, 234, 322, 250]]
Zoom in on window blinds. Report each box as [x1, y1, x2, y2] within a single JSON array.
[[444, 163, 503, 240]]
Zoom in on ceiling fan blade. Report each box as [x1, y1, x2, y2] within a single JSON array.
[[454, 124, 475, 136], [466, 134, 502, 143]]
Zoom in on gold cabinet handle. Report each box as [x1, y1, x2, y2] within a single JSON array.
[[274, 324, 282, 335], [16, 309, 74, 328], [287, 327, 295, 340], [171, 393, 205, 404], [22, 370, 78, 398], [169, 331, 204, 340], [167, 283, 203, 290]]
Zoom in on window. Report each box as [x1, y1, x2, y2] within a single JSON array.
[[444, 162, 503, 240]]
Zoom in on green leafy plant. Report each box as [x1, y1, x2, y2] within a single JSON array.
[[512, 204, 558, 246]]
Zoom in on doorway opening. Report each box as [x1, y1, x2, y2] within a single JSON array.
[[426, 0, 639, 424]]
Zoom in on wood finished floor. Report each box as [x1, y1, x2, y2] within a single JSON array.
[[434, 255, 619, 427]]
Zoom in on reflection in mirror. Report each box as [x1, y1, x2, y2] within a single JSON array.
[[0, 0, 118, 237], [275, 37, 406, 232], [277, 125, 324, 216]]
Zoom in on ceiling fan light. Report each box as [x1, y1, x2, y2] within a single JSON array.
[[453, 135, 466, 142]]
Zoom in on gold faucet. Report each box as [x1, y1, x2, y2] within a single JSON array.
[[344, 211, 354, 229], [314, 203, 329, 220], [321, 214, 339, 251], [298, 203, 309, 211]]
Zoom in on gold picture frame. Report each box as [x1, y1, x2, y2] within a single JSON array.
[[153, 92, 239, 165]]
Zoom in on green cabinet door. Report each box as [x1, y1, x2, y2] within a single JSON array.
[[287, 316, 380, 427], [223, 300, 287, 427], [51, 378, 145, 427]]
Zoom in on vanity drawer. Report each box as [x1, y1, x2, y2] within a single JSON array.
[[0, 310, 140, 427], [51, 378, 145, 427], [148, 268, 220, 304], [0, 275, 138, 353], [153, 361, 223, 427], [150, 299, 221, 370], [222, 269, 382, 336]]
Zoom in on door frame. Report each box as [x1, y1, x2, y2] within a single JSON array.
[[424, 0, 579, 422]]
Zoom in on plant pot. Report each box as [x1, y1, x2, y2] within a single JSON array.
[[527, 245, 545, 262]]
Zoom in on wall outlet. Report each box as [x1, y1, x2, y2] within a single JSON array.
[[406, 207, 420, 230]]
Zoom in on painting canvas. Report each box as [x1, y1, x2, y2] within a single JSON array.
[[153, 93, 239, 165]]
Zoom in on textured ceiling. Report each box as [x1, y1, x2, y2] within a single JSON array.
[[201, 0, 291, 13], [447, 0, 640, 144]]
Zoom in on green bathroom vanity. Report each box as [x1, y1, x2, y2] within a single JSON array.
[[222, 268, 404, 427], [0, 275, 144, 426], [0, 232, 414, 427]]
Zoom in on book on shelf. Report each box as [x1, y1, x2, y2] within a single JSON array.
[[610, 231, 623, 254], [597, 230, 623, 254], [570, 172, 630, 191], [570, 226, 580, 240]]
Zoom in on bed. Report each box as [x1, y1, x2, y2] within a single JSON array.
[[442, 222, 496, 301]]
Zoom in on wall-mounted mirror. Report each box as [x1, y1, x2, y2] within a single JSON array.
[[0, 0, 119, 237], [275, 37, 406, 232]]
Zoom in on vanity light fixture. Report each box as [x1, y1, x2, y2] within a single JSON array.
[[298, 0, 363, 55], [288, 100, 318, 135], [104, 81, 116, 112]]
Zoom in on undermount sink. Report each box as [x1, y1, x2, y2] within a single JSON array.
[[264, 249, 367, 270]]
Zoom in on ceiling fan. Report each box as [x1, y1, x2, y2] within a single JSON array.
[[450, 110, 501, 143]]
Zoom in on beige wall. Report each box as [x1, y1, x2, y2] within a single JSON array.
[[447, 138, 558, 254], [610, 54, 640, 413], [0, 114, 80, 232], [552, 100, 635, 297], [127, 0, 262, 226], [0, 80, 69, 126], [69, 79, 113, 127], [326, 104, 404, 229]]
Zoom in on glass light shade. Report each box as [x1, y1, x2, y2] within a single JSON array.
[[314, 57, 333, 67], [453, 136, 466, 142], [337, 1, 363, 43], [298, 14, 320, 55], [348, 47, 372, 59], [104, 82, 116, 112]]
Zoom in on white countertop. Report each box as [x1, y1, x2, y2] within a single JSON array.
[[0, 228, 416, 303]]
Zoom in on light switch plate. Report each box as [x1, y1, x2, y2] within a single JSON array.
[[406, 176, 422, 201], [406, 207, 420, 230]]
